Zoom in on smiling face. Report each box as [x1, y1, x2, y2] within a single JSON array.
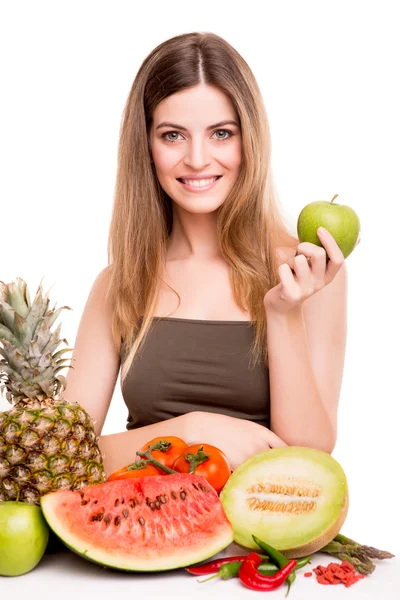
[[148, 84, 242, 214]]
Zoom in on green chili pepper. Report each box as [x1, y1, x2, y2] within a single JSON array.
[[252, 535, 312, 597], [198, 560, 242, 583]]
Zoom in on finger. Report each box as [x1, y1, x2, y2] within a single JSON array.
[[316, 228, 343, 264], [316, 228, 345, 281], [291, 254, 314, 291], [295, 244, 327, 281], [278, 263, 300, 299]]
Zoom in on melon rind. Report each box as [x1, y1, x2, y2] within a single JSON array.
[[40, 474, 234, 571], [220, 446, 349, 558]]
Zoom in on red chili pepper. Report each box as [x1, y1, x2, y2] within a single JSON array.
[[185, 554, 269, 575], [239, 552, 297, 591]]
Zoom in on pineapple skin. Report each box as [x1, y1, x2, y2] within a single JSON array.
[[0, 398, 106, 505]]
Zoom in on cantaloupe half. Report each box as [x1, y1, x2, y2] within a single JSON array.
[[220, 446, 349, 558]]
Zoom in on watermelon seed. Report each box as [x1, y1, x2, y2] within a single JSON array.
[[114, 516, 121, 526], [129, 499, 136, 508], [121, 498, 125, 504], [114, 498, 120, 507], [149, 502, 156, 510], [92, 499, 98, 505], [192, 483, 199, 490], [89, 512, 104, 522], [138, 517, 145, 526], [104, 515, 111, 525], [180, 491, 186, 500], [155, 501, 161, 509], [122, 509, 129, 518], [81, 499, 89, 506], [171, 491, 177, 499], [160, 495, 167, 504]]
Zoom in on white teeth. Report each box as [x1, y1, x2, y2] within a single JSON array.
[[181, 177, 219, 187]]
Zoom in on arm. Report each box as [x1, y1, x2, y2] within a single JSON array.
[[266, 261, 348, 453]]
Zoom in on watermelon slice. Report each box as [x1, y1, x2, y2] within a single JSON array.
[[40, 473, 234, 571]]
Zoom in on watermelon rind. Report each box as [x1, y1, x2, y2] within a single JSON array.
[[40, 473, 234, 571]]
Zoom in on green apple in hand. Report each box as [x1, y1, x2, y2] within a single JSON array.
[[0, 501, 49, 576], [297, 194, 361, 258]]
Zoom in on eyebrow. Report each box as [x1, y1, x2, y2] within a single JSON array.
[[156, 119, 239, 132]]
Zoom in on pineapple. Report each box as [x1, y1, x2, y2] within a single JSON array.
[[0, 277, 105, 505]]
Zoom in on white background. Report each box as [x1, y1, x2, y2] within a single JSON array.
[[1, 0, 399, 561]]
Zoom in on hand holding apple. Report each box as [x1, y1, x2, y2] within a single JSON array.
[[264, 194, 360, 315]]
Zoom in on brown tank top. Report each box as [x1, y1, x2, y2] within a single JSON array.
[[120, 317, 270, 431]]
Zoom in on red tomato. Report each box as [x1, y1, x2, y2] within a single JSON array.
[[172, 444, 231, 494], [107, 462, 165, 481], [137, 436, 189, 470]]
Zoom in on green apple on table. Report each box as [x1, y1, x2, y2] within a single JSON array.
[[0, 501, 49, 576], [297, 194, 361, 259]]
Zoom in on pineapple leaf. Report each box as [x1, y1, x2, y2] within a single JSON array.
[[38, 352, 52, 369], [28, 341, 42, 360], [8, 281, 30, 318], [0, 300, 16, 331], [49, 305, 72, 328], [0, 325, 26, 352], [53, 364, 72, 376], [13, 311, 29, 345], [16, 277, 31, 310], [53, 348, 73, 360], [0, 339, 31, 370]]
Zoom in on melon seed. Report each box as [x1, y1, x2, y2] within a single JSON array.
[[81, 499, 89, 506], [114, 498, 120, 507], [89, 512, 104, 522], [122, 509, 129, 518], [149, 502, 156, 510], [155, 500, 161, 509], [180, 491, 186, 501], [104, 515, 111, 525], [160, 495, 167, 503], [247, 497, 317, 515], [138, 517, 145, 526], [114, 515, 121, 526], [171, 491, 177, 499], [192, 483, 199, 490]]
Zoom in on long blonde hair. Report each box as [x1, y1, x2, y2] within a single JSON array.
[[106, 32, 298, 387]]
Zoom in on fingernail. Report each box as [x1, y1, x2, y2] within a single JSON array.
[[317, 227, 327, 235]]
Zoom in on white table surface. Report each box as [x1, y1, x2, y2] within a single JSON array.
[[2, 541, 399, 600]]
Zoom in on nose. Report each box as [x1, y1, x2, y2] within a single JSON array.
[[183, 138, 212, 169]]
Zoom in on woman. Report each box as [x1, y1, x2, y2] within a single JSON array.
[[62, 32, 352, 477]]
